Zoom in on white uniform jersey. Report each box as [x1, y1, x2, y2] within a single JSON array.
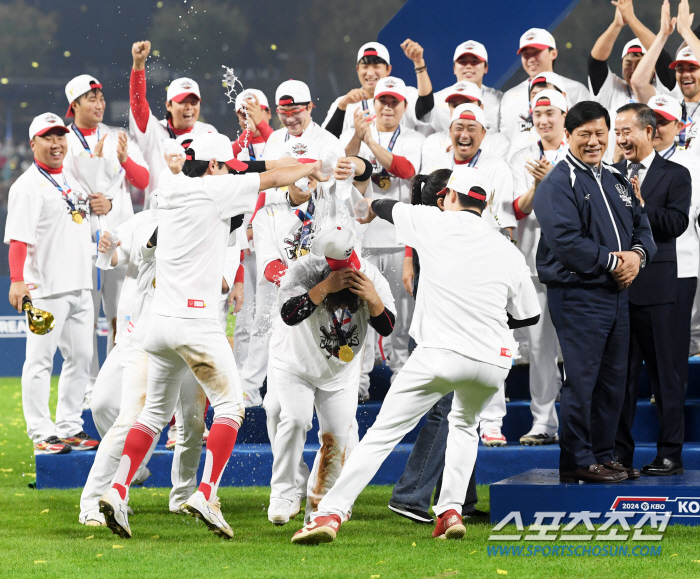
[[151, 168, 260, 320], [677, 101, 700, 153], [63, 123, 147, 230], [509, 141, 569, 276], [420, 148, 516, 231], [322, 86, 421, 134], [589, 68, 674, 118], [393, 203, 540, 369], [663, 147, 700, 277], [4, 163, 92, 299], [339, 126, 425, 248], [270, 254, 395, 389], [499, 76, 590, 138], [235, 139, 267, 162], [416, 84, 502, 137], [421, 129, 511, 172], [129, 111, 217, 201], [263, 122, 345, 163]]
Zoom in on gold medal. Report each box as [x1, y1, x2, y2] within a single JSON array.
[[338, 344, 354, 363], [378, 175, 391, 190], [72, 211, 83, 224], [152, 278, 156, 289]]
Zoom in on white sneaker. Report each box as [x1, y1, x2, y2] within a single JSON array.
[[290, 494, 304, 519], [184, 491, 233, 539], [98, 488, 131, 538], [481, 427, 507, 447], [79, 509, 105, 526], [243, 390, 262, 408], [268, 498, 292, 526]]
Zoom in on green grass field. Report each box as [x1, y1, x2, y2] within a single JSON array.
[[2, 377, 700, 578]]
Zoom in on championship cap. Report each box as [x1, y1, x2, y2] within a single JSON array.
[[450, 103, 487, 129], [530, 71, 565, 92], [188, 132, 248, 171], [234, 88, 269, 112], [670, 46, 700, 68], [518, 28, 556, 54], [64, 74, 103, 118], [648, 94, 683, 121], [29, 113, 70, 139], [167, 78, 201, 103], [447, 166, 491, 201], [453, 40, 488, 63], [276, 80, 312, 106], [622, 38, 646, 59], [357, 42, 391, 66], [532, 89, 567, 113], [374, 76, 407, 101], [443, 80, 482, 104], [312, 224, 361, 271], [281, 137, 318, 164]]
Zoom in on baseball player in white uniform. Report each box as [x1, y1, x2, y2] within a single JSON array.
[[270, 226, 395, 524], [340, 76, 425, 390], [61, 74, 150, 402], [99, 133, 325, 540], [509, 90, 568, 445], [499, 28, 590, 139], [291, 166, 541, 545], [128, 40, 217, 205], [5, 113, 98, 454], [420, 102, 516, 445]]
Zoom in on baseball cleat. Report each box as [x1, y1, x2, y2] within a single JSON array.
[[290, 494, 304, 519], [34, 436, 72, 455], [432, 509, 466, 540], [99, 488, 132, 538], [79, 509, 105, 526], [184, 491, 233, 539], [268, 498, 292, 526], [519, 431, 559, 446], [481, 428, 507, 447], [291, 514, 342, 545], [60, 431, 99, 451]]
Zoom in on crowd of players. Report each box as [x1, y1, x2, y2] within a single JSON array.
[[6, 0, 700, 543]]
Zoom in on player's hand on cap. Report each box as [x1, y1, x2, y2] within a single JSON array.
[[401, 38, 425, 67], [9, 281, 31, 313], [89, 193, 112, 215], [116, 132, 128, 164], [93, 134, 108, 158], [229, 281, 244, 313], [132, 40, 151, 70], [334, 157, 356, 181], [349, 270, 383, 314], [165, 152, 185, 174], [402, 256, 414, 297], [323, 268, 356, 294], [98, 231, 121, 254], [355, 197, 377, 224], [339, 88, 368, 110], [243, 94, 263, 127]]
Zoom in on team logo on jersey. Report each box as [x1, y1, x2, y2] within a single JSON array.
[[319, 323, 359, 360], [616, 183, 633, 207], [291, 142, 309, 157], [284, 224, 311, 260]]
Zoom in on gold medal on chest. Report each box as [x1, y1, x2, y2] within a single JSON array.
[[378, 175, 391, 190], [338, 344, 354, 363], [72, 211, 83, 224]]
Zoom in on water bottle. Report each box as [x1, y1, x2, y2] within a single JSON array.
[[96, 230, 119, 270], [354, 197, 369, 220], [335, 162, 356, 201]]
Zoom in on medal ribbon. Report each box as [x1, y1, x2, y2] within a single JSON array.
[[70, 123, 100, 155], [662, 144, 677, 159], [35, 163, 78, 214], [331, 309, 352, 348], [371, 125, 401, 189], [680, 101, 700, 147], [537, 140, 566, 165], [451, 148, 481, 170], [293, 195, 316, 255]]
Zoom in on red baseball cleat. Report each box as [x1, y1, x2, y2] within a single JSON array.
[[291, 514, 342, 545], [432, 509, 466, 540]]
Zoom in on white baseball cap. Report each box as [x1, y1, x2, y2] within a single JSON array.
[[444, 80, 482, 104], [276, 79, 312, 106], [166, 78, 201, 103], [64, 74, 103, 118], [188, 132, 248, 171], [311, 224, 360, 271], [518, 28, 556, 54], [529, 71, 566, 93], [622, 38, 646, 59], [453, 40, 488, 63], [450, 103, 487, 129], [234, 89, 269, 112], [671, 46, 700, 68], [531, 89, 567, 113], [447, 166, 491, 201], [29, 113, 70, 139], [648, 94, 683, 121], [357, 42, 391, 66], [374, 76, 407, 102], [281, 137, 319, 163]]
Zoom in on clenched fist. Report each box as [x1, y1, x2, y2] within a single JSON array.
[[132, 41, 151, 71]]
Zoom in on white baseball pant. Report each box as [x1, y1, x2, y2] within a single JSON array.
[[90, 345, 123, 438], [312, 346, 509, 521], [233, 252, 257, 369], [239, 281, 277, 399], [22, 289, 93, 442]]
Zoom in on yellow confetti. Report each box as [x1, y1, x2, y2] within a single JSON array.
[[377, 561, 384, 564], [15, 493, 24, 496], [411, 542, 416, 547], [113, 545, 124, 549], [40, 509, 49, 514], [85, 536, 94, 540], [34, 561, 46, 564], [151, 535, 160, 539], [497, 571, 508, 576], [371, 576, 380, 579], [693, 560, 700, 563], [223, 567, 229, 570], [1, 468, 12, 472], [671, 554, 678, 557], [97, 554, 103, 558], [302, 558, 306, 561], [470, 550, 477, 554]]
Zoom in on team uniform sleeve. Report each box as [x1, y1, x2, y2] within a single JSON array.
[[393, 132, 424, 180], [4, 180, 42, 246], [223, 242, 242, 292], [506, 261, 542, 322], [509, 149, 532, 199], [366, 264, 396, 317], [208, 172, 261, 219], [491, 159, 517, 229], [392, 203, 439, 250], [251, 208, 283, 283]]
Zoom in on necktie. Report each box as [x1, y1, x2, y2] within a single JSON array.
[[629, 163, 643, 181]]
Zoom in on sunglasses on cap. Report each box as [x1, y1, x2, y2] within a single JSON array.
[[276, 104, 310, 117]]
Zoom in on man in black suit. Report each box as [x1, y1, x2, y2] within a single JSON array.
[[613, 103, 692, 477]]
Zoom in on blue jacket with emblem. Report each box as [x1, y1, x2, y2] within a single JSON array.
[[533, 152, 656, 288]]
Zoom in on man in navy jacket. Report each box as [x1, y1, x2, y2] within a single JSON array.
[[534, 101, 656, 483]]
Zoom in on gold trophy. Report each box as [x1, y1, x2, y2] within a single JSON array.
[[22, 296, 55, 335]]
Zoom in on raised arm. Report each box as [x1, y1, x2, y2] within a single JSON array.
[[130, 41, 152, 134], [677, 0, 700, 60], [591, 5, 626, 62]]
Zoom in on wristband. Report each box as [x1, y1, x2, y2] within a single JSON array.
[[354, 156, 374, 182], [414, 65, 427, 73]]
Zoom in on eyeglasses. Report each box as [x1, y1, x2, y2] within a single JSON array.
[[276, 106, 308, 117]]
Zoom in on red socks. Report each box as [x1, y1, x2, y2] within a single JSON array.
[[198, 417, 240, 501], [112, 422, 157, 500]]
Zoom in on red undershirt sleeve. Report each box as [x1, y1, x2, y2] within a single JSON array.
[[130, 68, 150, 134], [513, 196, 529, 221], [234, 264, 244, 284], [405, 246, 413, 257], [389, 155, 416, 180], [121, 157, 150, 189], [257, 120, 274, 141], [264, 259, 288, 286], [9, 240, 27, 283]]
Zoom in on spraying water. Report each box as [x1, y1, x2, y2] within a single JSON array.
[[222, 65, 252, 154]]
